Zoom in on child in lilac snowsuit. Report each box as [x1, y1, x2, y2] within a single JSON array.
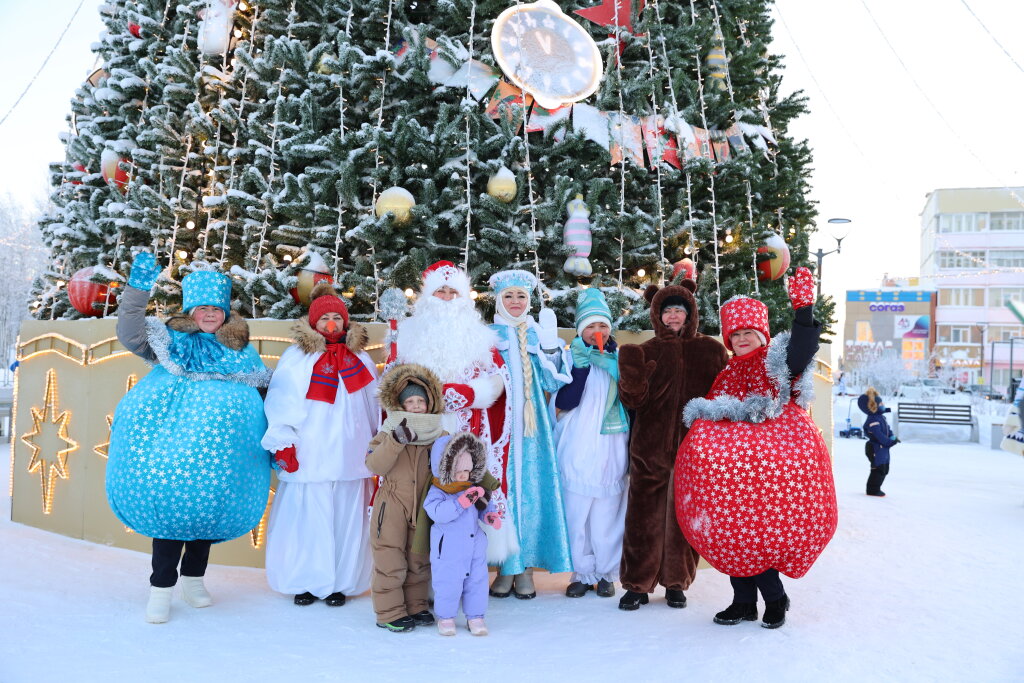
[[423, 432, 502, 636]]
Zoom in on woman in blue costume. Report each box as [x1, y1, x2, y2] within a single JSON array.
[[487, 270, 574, 599], [106, 252, 272, 624]]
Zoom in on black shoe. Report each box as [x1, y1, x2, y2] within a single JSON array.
[[294, 592, 317, 606], [376, 616, 415, 633], [866, 491, 886, 497], [596, 579, 616, 598], [665, 588, 687, 608], [565, 581, 594, 598], [618, 590, 649, 611], [410, 610, 434, 625], [761, 595, 790, 629], [714, 602, 758, 625], [324, 592, 346, 607]]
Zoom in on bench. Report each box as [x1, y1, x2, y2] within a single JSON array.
[[895, 402, 977, 441]]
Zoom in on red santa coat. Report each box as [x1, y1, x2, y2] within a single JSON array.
[[674, 332, 837, 579]]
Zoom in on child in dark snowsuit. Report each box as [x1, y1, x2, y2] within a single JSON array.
[[423, 433, 501, 636], [859, 388, 899, 496]]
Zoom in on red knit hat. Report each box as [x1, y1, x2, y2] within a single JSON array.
[[720, 295, 770, 352], [308, 282, 349, 330]]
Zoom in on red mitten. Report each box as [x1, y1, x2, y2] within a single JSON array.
[[787, 267, 816, 309], [274, 446, 299, 473], [484, 512, 502, 529], [457, 486, 485, 509], [442, 383, 476, 411]]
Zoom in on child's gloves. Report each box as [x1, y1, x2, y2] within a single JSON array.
[[128, 251, 160, 291], [484, 512, 502, 529], [274, 446, 299, 473], [392, 418, 417, 445], [892, 438, 901, 445], [538, 308, 562, 351], [457, 486, 485, 509], [786, 267, 816, 310]]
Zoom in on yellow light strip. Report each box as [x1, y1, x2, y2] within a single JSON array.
[[20, 369, 79, 515], [250, 486, 276, 549], [8, 353, 19, 500], [94, 374, 137, 459]]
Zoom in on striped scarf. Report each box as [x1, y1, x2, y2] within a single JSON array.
[[306, 342, 373, 404]]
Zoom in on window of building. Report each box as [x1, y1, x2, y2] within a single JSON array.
[[989, 287, 1024, 307], [938, 288, 984, 306], [937, 250, 985, 269], [988, 325, 1024, 342], [990, 250, 1024, 268], [989, 211, 1024, 231], [937, 324, 976, 343], [937, 213, 985, 233]]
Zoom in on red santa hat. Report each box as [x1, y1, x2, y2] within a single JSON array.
[[720, 295, 770, 352], [308, 282, 349, 329], [421, 260, 471, 299]]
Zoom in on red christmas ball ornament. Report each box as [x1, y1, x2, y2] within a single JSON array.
[[756, 233, 791, 281], [68, 267, 118, 317], [672, 257, 696, 281], [128, 23, 142, 38], [69, 162, 87, 185], [100, 149, 131, 194]]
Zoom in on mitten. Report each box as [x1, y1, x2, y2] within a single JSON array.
[[892, 438, 901, 445], [274, 445, 299, 473], [457, 486, 485, 509], [538, 307, 562, 350], [786, 266, 815, 310], [127, 251, 160, 291], [484, 512, 502, 529], [618, 345, 655, 391], [392, 418, 417, 445]]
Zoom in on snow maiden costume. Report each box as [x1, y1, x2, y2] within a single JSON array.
[[261, 282, 380, 606], [552, 288, 629, 599], [675, 268, 838, 629], [107, 253, 272, 623], [488, 270, 574, 599], [423, 433, 502, 636]]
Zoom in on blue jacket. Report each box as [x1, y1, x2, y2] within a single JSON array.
[[858, 395, 897, 466]]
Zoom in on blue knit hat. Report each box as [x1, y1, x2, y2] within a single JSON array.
[[575, 287, 613, 334], [181, 270, 232, 316]]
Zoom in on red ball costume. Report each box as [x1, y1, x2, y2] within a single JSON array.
[[674, 293, 837, 579]]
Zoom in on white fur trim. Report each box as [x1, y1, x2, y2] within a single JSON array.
[[483, 515, 519, 564], [421, 264, 471, 298], [468, 373, 504, 409], [576, 313, 611, 335]]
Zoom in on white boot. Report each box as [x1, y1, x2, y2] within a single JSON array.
[[437, 618, 457, 636], [146, 586, 173, 624], [467, 617, 489, 636], [180, 576, 212, 608]]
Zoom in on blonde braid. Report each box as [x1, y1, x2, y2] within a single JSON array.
[[517, 321, 537, 436]]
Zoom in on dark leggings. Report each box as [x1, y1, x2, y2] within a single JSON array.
[[150, 538, 214, 588], [730, 569, 785, 603], [867, 463, 890, 494]]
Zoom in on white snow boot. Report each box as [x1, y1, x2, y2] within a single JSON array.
[[146, 586, 174, 624], [467, 618, 489, 636], [181, 576, 213, 608]]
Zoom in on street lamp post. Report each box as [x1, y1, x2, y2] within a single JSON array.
[[976, 322, 988, 385], [811, 218, 852, 299]]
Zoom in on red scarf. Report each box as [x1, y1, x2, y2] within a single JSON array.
[[306, 340, 373, 404]]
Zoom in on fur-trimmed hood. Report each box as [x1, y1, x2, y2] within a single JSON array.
[[645, 281, 699, 340], [377, 363, 443, 414], [290, 316, 368, 355], [430, 432, 487, 485], [165, 312, 251, 350]]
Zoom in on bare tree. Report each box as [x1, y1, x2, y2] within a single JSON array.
[[1, 195, 47, 385]]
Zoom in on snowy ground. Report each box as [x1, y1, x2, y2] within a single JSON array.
[[3, 404, 1024, 682]]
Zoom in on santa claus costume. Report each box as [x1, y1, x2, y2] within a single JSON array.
[[674, 268, 838, 629], [488, 270, 574, 598], [392, 262, 513, 558], [261, 283, 380, 606]]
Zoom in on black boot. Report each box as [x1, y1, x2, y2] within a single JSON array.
[[713, 602, 758, 625], [565, 581, 594, 598], [411, 610, 435, 625], [596, 579, 616, 598], [761, 594, 790, 629], [376, 616, 415, 633], [665, 588, 687, 608], [324, 592, 346, 607], [618, 590, 649, 611], [294, 592, 318, 606]]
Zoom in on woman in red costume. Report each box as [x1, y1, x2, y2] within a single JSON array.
[[674, 267, 837, 629]]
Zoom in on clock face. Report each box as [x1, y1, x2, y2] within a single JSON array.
[[491, 0, 604, 110]]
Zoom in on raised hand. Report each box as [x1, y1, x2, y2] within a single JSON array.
[[127, 251, 160, 291]]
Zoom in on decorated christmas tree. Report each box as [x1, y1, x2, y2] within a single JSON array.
[[34, 0, 831, 337]]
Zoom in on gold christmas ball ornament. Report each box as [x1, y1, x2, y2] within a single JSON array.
[[487, 166, 517, 203], [375, 186, 416, 226]]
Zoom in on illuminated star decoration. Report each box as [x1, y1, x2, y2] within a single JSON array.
[[93, 374, 138, 459], [20, 369, 79, 514]]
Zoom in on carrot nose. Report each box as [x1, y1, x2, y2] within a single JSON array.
[[325, 320, 338, 333], [595, 331, 605, 352]]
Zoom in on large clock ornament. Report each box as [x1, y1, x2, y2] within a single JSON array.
[[491, 0, 604, 110]]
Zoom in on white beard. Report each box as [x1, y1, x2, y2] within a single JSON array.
[[397, 295, 498, 382]]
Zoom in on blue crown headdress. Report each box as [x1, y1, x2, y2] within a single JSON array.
[[488, 269, 538, 293]]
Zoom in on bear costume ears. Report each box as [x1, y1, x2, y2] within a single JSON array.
[[643, 279, 696, 304]]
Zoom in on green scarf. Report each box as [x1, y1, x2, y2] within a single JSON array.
[[570, 337, 629, 435]]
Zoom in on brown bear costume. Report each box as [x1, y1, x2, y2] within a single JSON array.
[[617, 281, 728, 606]]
